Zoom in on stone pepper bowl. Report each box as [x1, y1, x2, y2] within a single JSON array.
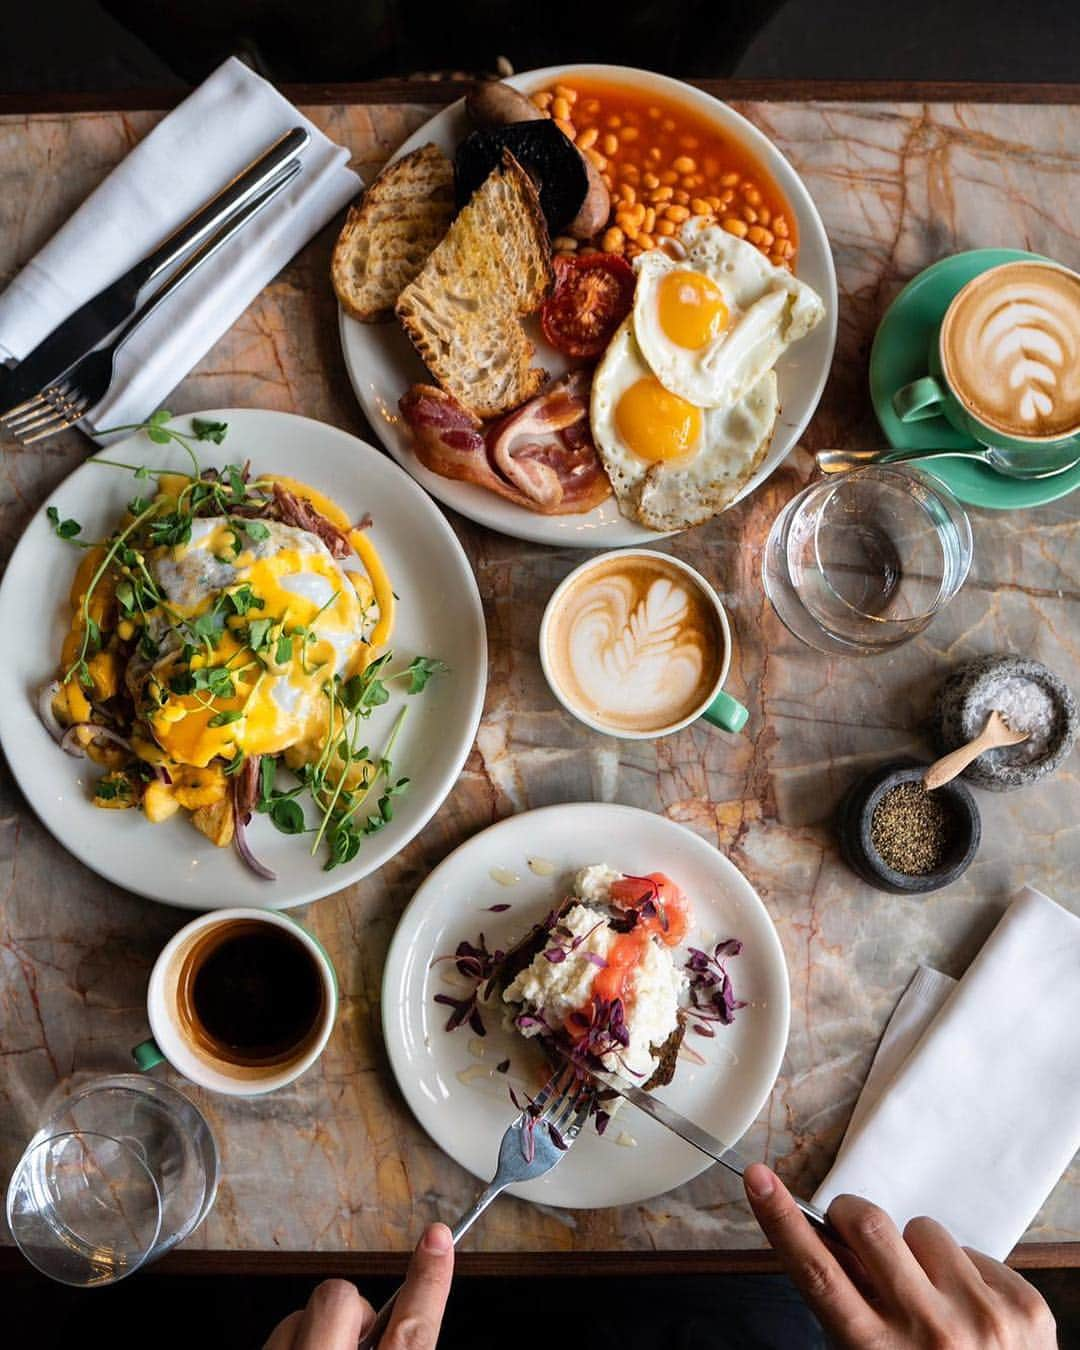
[[934, 655, 1078, 792], [837, 758, 982, 895]]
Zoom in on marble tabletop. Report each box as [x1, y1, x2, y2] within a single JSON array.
[[0, 93, 1077, 1262]]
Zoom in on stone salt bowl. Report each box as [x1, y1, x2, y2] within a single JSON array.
[[934, 655, 1078, 792]]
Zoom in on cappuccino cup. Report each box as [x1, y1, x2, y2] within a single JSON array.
[[893, 258, 1080, 455], [133, 909, 338, 1097], [539, 549, 748, 740]]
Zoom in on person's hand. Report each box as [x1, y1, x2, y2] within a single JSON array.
[[263, 1222, 454, 1349], [744, 1164, 1056, 1349]]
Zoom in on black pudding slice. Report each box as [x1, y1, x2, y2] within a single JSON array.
[[455, 121, 588, 235]]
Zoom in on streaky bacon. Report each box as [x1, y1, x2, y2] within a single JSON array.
[[487, 369, 610, 513], [271, 483, 351, 558], [399, 372, 611, 516]]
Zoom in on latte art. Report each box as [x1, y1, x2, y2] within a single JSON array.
[[545, 555, 723, 734], [943, 262, 1080, 440]]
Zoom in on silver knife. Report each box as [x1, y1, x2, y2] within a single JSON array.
[[0, 126, 310, 415], [587, 1064, 837, 1238]]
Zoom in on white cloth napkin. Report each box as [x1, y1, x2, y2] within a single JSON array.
[[0, 56, 360, 439], [814, 886, 1080, 1259]]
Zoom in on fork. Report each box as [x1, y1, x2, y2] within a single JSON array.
[[356, 1064, 595, 1350], [1, 156, 302, 446]]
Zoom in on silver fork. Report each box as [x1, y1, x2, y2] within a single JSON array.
[[1, 157, 301, 446], [357, 1064, 595, 1350]]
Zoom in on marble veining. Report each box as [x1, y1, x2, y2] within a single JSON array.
[[0, 99, 1077, 1254]]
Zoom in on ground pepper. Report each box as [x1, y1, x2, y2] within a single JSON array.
[[871, 781, 954, 875]]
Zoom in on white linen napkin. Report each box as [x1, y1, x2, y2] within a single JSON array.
[[814, 886, 1080, 1259], [0, 56, 360, 439]]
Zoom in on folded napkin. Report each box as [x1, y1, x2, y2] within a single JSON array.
[[814, 886, 1080, 1259], [0, 56, 360, 439]]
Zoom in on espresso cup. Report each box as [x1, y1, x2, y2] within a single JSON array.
[[133, 908, 338, 1097], [893, 258, 1080, 453], [539, 549, 748, 740]]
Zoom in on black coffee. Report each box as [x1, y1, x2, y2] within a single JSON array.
[[179, 921, 325, 1067]]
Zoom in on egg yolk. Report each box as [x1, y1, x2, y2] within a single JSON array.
[[148, 528, 373, 768], [657, 269, 729, 349], [615, 377, 702, 462]]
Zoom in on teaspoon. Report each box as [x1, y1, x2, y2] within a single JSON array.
[[816, 444, 1080, 480]]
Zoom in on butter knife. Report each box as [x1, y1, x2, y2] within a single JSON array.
[[0, 126, 310, 415], [587, 1064, 837, 1238]]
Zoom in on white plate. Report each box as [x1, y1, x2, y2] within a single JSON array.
[[382, 803, 789, 1208], [340, 62, 837, 549], [0, 409, 486, 910]]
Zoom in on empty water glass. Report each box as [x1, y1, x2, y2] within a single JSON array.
[[6, 1074, 218, 1286], [762, 465, 973, 655]]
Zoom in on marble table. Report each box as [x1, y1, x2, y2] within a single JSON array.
[[1, 83, 1077, 1274]]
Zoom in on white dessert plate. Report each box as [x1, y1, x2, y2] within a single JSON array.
[[339, 63, 837, 549], [0, 409, 486, 910], [382, 802, 790, 1209]]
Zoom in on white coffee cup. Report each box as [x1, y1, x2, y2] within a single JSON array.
[[133, 908, 338, 1097], [539, 548, 749, 740]]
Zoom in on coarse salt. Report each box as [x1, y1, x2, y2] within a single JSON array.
[[967, 676, 1057, 764]]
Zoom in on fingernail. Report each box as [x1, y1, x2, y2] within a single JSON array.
[[421, 1223, 453, 1254], [745, 1164, 775, 1200]]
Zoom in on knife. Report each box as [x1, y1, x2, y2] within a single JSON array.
[[587, 1064, 837, 1238], [0, 125, 310, 415]]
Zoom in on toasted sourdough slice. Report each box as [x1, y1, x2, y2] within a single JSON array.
[[494, 898, 686, 1092], [395, 150, 553, 419], [331, 143, 455, 322]]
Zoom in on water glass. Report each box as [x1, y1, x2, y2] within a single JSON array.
[[6, 1074, 218, 1286], [761, 465, 972, 655]]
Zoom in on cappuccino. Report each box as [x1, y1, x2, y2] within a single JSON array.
[[941, 261, 1080, 441], [543, 552, 724, 735]]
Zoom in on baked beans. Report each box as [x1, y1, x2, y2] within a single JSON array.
[[530, 78, 798, 268]]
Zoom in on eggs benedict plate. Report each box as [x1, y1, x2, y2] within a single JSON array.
[[0, 409, 486, 910]]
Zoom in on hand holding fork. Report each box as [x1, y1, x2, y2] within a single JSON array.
[[355, 1064, 595, 1350]]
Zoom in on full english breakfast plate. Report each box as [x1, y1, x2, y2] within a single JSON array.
[[338, 64, 837, 548], [382, 802, 790, 1208], [0, 409, 486, 910]]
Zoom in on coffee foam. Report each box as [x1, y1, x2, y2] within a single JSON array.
[[942, 262, 1080, 440], [545, 554, 722, 734]]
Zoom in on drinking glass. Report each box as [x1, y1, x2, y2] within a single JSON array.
[[6, 1074, 219, 1286], [761, 466, 973, 655]]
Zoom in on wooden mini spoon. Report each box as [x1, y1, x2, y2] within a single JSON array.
[[923, 710, 1030, 791]]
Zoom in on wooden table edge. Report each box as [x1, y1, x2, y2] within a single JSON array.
[[1, 1243, 1075, 1277], [1, 79, 1079, 116]]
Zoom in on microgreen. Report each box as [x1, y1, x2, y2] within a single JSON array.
[[46, 505, 82, 540], [192, 418, 229, 444]]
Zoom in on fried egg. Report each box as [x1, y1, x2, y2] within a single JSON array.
[[140, 519, 378, 768], [632, 221, 825, 410], [591, 318, 779, 530]]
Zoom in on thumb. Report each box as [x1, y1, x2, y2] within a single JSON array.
[[382, 1223, 454, 1349]]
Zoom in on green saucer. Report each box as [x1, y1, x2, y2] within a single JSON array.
[[869, 248, 1080, 510]]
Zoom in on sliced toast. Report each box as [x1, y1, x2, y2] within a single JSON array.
[[395, 150, 553, 419], [331, 142, 455, 323]]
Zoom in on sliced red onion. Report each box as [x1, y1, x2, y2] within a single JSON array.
[[233, 806, 276, 881], [37, 681, 66, 744], [60, 723, 133, 758]]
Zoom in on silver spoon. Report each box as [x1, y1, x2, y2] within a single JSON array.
[[816, 443, 1080, 480]]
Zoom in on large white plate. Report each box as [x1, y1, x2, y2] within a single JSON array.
[[0, 409, 486, 910], [382, 803, 789, 1208], [341, 62, 837, 549]]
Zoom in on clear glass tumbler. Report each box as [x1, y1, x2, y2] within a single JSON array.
[[762, 465, 973, 655], [6, 1074, 219, 1286]]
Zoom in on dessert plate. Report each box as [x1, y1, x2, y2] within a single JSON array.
[[382, 802, 789, 1209], [340, 63, 837, 548], [0, 409, 486, 910], [870, 248, 1080, 510]]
